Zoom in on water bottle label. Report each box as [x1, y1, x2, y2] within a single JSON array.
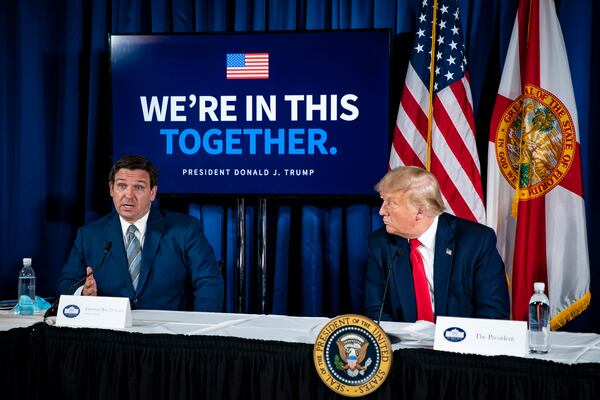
[[528, 300, 550, 353]]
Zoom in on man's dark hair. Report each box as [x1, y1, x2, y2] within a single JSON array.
[[108, 155, 158, 188]]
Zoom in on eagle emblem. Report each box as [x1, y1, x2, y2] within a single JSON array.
[[313, 314, 393, 396], [335, 333, 373, 377]]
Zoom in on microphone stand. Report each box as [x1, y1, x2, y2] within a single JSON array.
[[377, 249, 402, 344], [377, 249, 401, 325], [44, 241, 112, 322]]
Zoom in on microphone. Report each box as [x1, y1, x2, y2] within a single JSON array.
[[44, 241, 112, 320], [377, 249, 402, 325]]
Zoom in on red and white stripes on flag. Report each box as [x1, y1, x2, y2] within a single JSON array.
[[389, 0, 485, 223], [486, 0, 590, 329], [226, 53, 269, 80]]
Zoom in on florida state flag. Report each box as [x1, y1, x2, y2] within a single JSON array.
[[486, 0, 590, 329]]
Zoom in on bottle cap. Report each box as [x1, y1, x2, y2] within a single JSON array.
[[534, 282, 545, 292], [23, 257, 32, 265]]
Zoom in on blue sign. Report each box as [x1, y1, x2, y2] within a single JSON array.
[[111, 31, 390, 195], [62, 304, 81, 318], [443, 327, 467, 342]]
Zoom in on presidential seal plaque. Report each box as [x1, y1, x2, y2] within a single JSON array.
[[313, 314, 392, 397]]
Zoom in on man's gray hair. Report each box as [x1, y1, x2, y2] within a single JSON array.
[[375, 166, 445, 216]]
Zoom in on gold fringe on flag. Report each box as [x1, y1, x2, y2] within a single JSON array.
[[550, 291, 591, 331]]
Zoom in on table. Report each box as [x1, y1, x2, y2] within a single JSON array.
[[1, 310, 600, 399]]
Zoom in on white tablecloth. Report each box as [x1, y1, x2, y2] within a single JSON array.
[[2, 309, 599, 364]]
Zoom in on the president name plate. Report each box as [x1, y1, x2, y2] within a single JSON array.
[[434, 316, 527, 357]]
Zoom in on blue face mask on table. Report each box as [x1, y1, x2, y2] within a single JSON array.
[[12, 296, 51, 315]]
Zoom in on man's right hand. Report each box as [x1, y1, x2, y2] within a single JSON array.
[[82, 266, 97, 296]]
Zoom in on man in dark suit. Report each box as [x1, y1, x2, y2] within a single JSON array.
[[57, 155, 224, 312], [364, 166, 509, 322]]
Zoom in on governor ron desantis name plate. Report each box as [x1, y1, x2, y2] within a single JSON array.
[[55, 295, 132, 330], [313, 314, 392, 397]]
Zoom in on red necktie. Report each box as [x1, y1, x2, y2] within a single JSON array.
[[409, 239, 434, 322]]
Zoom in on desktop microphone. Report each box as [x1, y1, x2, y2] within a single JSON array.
[[43, 241, 112, 320], [377, 249, 402, 325]]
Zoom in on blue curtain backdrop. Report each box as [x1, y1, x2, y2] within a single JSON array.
[[1, 0, 597, 331]]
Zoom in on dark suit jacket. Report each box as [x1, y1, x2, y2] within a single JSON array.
[[58, 207, 224, 312], [364, 213, 509, 322]]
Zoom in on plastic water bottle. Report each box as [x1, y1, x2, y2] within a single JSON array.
[[18, 258, 36, 315], [528, 282, 550, 353]]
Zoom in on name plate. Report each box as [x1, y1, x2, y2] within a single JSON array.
[[434, 316, 527, 357], [56, 295, 132, 329]]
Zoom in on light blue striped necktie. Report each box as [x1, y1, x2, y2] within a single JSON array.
[[126, 224, 142, 290]]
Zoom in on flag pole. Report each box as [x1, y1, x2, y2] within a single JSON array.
[[425, 0, 440, 171], [511, 0, 533, 217], [512, 121, 525, 217]]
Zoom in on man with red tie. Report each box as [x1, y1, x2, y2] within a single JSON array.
[[364, 166, 509, 322]]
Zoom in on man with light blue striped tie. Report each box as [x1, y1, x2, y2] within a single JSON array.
[[58, 155, 224, 311], [126, 224, 142, 290]]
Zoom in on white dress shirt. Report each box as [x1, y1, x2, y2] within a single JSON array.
[[412, 215, 439, 313], [118, 210, 150, 249]]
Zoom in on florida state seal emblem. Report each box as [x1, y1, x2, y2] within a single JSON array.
[[495, 84, 576, 199]]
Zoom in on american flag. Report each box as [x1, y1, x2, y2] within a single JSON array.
[[389, 0, 485, 223], [226, 53, 269, 80]]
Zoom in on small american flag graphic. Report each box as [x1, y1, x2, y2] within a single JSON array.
[[226, 53, 269, 79]]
